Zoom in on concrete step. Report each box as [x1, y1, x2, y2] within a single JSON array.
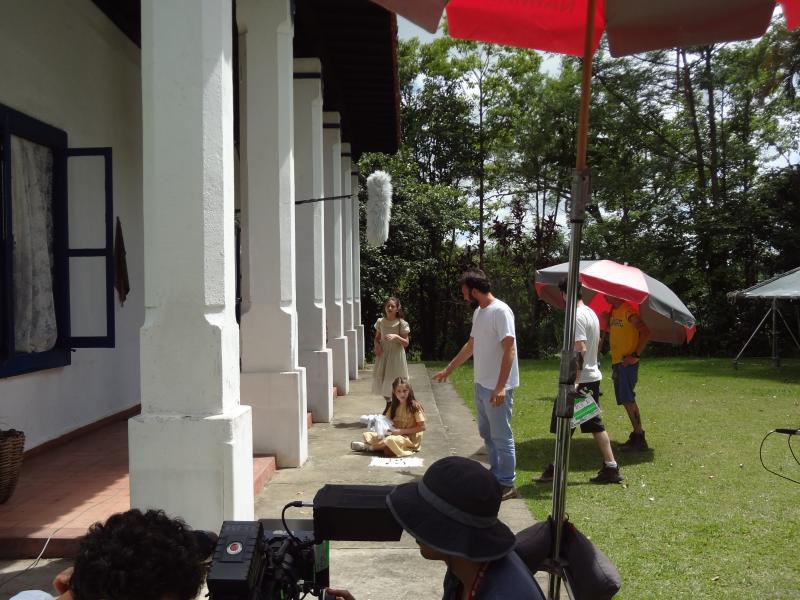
[[253, 455, 277, 496]]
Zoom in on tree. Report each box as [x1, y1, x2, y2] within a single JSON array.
[[359, 25, 800, 359]]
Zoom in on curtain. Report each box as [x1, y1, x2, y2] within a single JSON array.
[[10, 135, 57, 353]]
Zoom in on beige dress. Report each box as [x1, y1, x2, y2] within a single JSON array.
[[364, 403, 425, 457], [371, 317, 410, 397]]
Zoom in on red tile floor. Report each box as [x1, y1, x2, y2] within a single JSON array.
[[0, 419, 278, 559]]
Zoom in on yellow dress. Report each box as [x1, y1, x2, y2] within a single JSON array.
[[364, 403, 425, 457], [371, 317, 410, 397]]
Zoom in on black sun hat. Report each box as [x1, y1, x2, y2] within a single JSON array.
[[386, 456, 516, 562]]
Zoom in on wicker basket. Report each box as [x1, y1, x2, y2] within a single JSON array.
[[0, 429, 25, 504]]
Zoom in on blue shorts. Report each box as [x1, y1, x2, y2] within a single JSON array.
[[612, 362, 638, 405]]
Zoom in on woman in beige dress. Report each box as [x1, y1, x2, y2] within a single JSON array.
[[371, 297, 410, 410], [351, 377, 425, 457]]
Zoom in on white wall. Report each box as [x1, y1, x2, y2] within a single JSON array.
[[0, 0, 143, 449]]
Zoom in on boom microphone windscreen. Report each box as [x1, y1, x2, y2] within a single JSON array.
[[366, 170, 393, 246]]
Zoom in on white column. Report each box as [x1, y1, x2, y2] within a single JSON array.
[[323, 113, 349, 394], [131, 0, 253, 531], [341, 144, 358, 379], [351, 167, 365, 369], [294, 59, 333, 423], [237, 0, 307, 467]]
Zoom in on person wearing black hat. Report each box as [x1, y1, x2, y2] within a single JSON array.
[[326, 457, 545, 600]]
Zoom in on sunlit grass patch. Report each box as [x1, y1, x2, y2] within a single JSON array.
[[426, 357, 800, 599]]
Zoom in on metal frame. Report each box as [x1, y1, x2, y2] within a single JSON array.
[[733, 298, 800, 368], [547, 2, 598, 597], [65, 147, 115, 348]]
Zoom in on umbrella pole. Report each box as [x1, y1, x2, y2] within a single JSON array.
[[548, 1, 597, 598]]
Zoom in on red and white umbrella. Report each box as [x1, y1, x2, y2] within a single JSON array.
[[535, 260, 697, 345], [373, 0, 799, 54]]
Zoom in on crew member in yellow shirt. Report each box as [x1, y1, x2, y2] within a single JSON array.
[[604, 295, 651, 451]]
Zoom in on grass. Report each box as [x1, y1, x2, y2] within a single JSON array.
[[425, 357, 800, 599]]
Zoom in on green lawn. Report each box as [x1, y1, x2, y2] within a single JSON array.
[[426, 357, 800, 599]]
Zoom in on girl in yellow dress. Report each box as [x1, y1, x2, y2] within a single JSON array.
[[351, 377, 425, 457]]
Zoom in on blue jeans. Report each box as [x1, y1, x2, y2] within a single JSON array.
[[474, 383, 516, 487]]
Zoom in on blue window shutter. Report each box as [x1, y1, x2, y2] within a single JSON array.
[[0, 104, 71, 377], [64, 147, 115, 348]]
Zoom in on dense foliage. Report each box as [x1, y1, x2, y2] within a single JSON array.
[[358, 22, 800, 360]]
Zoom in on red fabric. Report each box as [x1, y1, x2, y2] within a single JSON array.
[[446, 0, 605, 56], [580, 260, 649, 305], [781, 0, 800, 28], [444, 0, 795, 54], [587, 294, 612, 332]]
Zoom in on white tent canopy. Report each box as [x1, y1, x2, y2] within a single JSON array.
[[728, 267, 800, 367], [729, 266, 800, 299]]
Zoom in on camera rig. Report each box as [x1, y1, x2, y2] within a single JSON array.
[[207, 484, 403, 600]]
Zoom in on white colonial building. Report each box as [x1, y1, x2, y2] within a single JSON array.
[[0, 0, 398, 531]]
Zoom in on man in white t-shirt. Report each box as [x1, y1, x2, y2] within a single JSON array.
[[433, 270, 520, 500], [534, 278, 623, 485]]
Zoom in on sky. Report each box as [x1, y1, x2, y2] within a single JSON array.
[[396, 16, 562, 75], [397, 16, 438, 43]]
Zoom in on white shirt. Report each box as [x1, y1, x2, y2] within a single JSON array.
[[470, 298, 519, 390], [575, 303, 601, 383]]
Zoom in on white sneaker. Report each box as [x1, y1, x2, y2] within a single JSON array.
[[350, 441, 368, 451]]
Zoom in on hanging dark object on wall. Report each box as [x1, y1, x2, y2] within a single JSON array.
[[114, 216, 130, 306]]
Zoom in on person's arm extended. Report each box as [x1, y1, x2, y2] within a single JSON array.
[[490, 336, 516, 406], [433, 338, 474, 382]]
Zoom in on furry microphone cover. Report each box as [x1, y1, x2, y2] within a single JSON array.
[[366, 170, 393, 246]]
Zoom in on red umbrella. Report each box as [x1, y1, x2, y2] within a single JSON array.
[[446, 0, 799, 57], [535, 260, 697, 344], [376, 1, 800, 53]]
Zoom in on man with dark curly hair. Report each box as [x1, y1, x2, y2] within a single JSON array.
[[11, 509, 206, 600]]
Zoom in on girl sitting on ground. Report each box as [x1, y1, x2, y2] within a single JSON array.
[[351, 377, 425, 457]]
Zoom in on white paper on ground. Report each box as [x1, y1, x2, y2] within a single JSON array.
[[369, 457, 424, 468]]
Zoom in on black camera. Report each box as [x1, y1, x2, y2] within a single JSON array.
[[207, 484, 403, 600]]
